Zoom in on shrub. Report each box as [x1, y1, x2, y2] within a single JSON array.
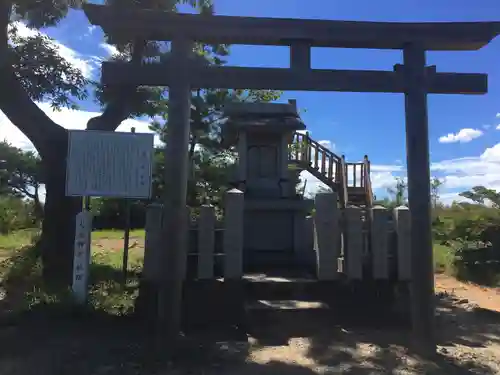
[[0, 196, 38, 234], [433, 203, 500, 285], [452, 241, 500, 286]]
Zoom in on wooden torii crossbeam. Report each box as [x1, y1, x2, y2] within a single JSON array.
[[84, 5, 498, 50], [100, 62, 488, 94], [84, 3, 500, 352]]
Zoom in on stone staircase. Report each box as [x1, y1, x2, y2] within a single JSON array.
[[289, 132, 373, 208], [240, 270, 407, 337]]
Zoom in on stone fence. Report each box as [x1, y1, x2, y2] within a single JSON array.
[[314, 192, 411, 281], [142, 190, 411, 284], [142, 189, 244, 286]]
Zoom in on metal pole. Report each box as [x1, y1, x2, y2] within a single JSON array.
[[158, 37, 193, 341], [402, 43, 436, 353], [122, 127, 136, 286]]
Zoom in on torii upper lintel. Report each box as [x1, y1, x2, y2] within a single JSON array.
[[83, 3, 500, 51]]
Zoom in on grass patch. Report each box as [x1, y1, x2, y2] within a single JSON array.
[[0, 229, 39, 251], [0, 237, 145, 316], [0, 229, 145, 250], [87, 246, 144, 314]]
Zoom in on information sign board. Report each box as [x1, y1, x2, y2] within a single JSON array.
[[65, 130, 154, 198]]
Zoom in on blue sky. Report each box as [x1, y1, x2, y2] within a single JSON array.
[[1, 0, 500, 202]]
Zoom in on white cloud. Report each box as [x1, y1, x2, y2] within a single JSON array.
[[496, 113, 500, 118], [302, 139, 500, 203], [438, 128, 483, 144], [99, 43, 119, 57], [318, 140, 334, 150], [9, 22, 96, 79], [440, 192, 467, 205], [371, 164, 403, 173], [496, 124, 500, 130], [85, 25, 97, 36], [386, 143, 500, 198], [0, 102, 159, 152]]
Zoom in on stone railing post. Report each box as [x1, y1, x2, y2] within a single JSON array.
[[222, 188, 244, 326], [371, 205, 390, 279], [223, 188, 244, 278], [314, 192, 340, 280], [197, 205, 216, 279], [394, 206, 411, 280], [345, 206, 363, 280]]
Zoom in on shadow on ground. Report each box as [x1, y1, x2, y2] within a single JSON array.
[[0, 293, 498, 374]]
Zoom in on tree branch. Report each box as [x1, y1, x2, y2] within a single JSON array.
[[11, 184, 34, 199], [0, 1, 64, 156], [86, 94, 132, 131], [86, 39, 146, 131], [0, 69, 64, 156]]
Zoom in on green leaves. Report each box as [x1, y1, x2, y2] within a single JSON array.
[[386, 177, 407, 207], [0, 141, 42, 199], [12, 0, 85, 29], [459, 186, 500, 208], [9, 30, 88, 108]]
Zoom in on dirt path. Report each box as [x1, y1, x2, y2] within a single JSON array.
[[235, 275, 500, 375], [435, 273, 500, 312]]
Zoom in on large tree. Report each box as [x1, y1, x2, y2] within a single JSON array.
[[0, 141, 44, 219], [459, 186, 500, 208], [0, 0, 212, 285]]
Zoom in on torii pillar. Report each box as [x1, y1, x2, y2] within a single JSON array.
[[402, 43, 436, 349], [157, 37, 193, 341]]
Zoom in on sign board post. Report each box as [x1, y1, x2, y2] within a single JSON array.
[[66, 129, 154, 304], [122, 127, 136, 286]]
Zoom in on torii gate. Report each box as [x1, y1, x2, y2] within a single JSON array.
[[83, 3, 500, 352]]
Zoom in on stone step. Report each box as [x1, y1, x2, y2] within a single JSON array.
[[181, 280, 411, 332], [243, 299, 333, 344], [242, 268, 324, 300], [245, 299, 329, 311], [244, 299, 332, 328], [243, 297, 410, 340]]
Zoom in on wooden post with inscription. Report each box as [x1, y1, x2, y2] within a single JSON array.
[[83, 3, 500, 351]]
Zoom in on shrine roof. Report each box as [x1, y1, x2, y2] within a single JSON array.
[[84, 4, 500, 51]]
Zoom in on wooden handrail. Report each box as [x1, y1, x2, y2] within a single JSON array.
[[363, 155, 373, 207], [289, 132, 341, 184], [289, 131, 373, 207], [339, 155, 348, 207]]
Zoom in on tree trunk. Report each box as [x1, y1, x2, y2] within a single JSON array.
[[33, 185, 45, 222], [0, 4, 140, 285], [39, 130, 82, 286]]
